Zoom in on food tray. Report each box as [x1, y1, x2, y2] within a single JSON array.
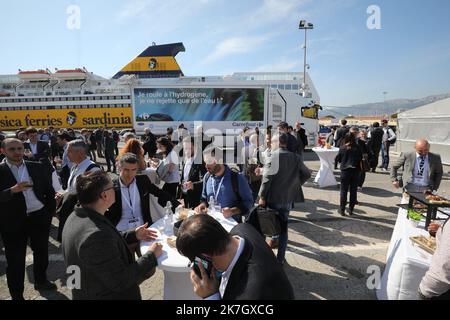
[[410, 235, 436, 254]]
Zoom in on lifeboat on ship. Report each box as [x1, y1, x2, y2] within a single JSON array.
[[18, 69, 51, 81], [53, 68, 87, 80]]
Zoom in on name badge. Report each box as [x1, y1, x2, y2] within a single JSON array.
[[128, 218, 139, 229]]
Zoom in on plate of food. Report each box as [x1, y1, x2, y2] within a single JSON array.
[[426, 194, 450, 205], [410, 235, 436, 254], [166, 236, 177, 248]]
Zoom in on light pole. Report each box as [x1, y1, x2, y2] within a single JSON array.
[[299, 20, 314, 97]]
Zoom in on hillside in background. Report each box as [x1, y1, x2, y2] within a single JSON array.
[[320, 93, 450, 118]]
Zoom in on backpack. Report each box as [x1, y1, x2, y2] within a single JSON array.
[[204, 167, 247, 219], [204, 167, 241, 202], [387, 128, 396, 144]]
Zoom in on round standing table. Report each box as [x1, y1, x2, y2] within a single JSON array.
[[312, 147, 339, 188], [140, 210, 237, 300]]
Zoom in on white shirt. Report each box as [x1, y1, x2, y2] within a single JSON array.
[[5, 159, 44, 213], [62, 144, 73, 169], [382, 127, 396, 142], [116, 178, 144, 232], [412, 153, 430, 187], [28, 141, 38, 155], [206, 237, 245, 300], [158, 150, 180, 184], [183, 157, 194, 182], [66, 158, 100, 193]]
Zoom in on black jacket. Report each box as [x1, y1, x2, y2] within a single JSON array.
[[0, 161, 56, 232], [106, 175, 180, 227], [223, 223, 294, 300], [143, 133, 157, 157], [334, 126, 349, 147], [179, 157, 207, 208], [337, 145, 363, 171], [23, 141, 50, 161], [369, 127, 383, 150], [295, 128, 308, 152], [286, 133, 299, 153], [103, 136, 116, 156], [62, 206, 158, 300]]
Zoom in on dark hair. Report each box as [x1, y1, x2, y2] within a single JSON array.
[[167, 127, 174, 134], [288, 126, 294, 131], [176, 214, 231, 262], [279, 133, 289, 146], [156, 137, 173, 155], [341, 119, 348, 126], [25, 127, 38, 135], [277, 122, 288, 130], [341, 132, 357, 148], [76, 171, 111, 205], [373, 122, 380, 128], [118, 152, 139, 166], [57, 133, 72, 142]]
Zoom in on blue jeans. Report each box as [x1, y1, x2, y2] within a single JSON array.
[[381, 142, 390, 169], [267, 203, 291, 263]]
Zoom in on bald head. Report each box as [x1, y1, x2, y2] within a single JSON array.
[[415, 139, 430, 157]]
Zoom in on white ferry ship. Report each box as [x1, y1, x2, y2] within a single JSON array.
[[0, 42, 320, 136]]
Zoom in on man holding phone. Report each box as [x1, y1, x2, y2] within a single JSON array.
[[0, 138, 57, 300], [176, 214, 294, 300]]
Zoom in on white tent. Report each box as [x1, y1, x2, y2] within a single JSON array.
[[397, 98, 450, 164]]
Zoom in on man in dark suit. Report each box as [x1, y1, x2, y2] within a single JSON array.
[[333, 119, 349, 169], [176, 214, 294, 300], [0, 138, 57, 300], [62, 170, 163, 300], [294, 122, 308, 160], [367, 122, 383, 172], [277, 122, 298, 153], [106, 153, 179, 231], [258, 133, 311, 264], [179, 137, 206, 209], [23, 127, 50, 162]]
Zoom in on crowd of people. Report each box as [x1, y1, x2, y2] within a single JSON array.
[[0, 118, 449, 301]]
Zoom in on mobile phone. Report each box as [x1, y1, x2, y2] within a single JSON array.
[[192, 255, 212, 279]]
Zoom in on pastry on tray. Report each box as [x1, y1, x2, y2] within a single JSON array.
[[410, 235, 436, 254], [166, 236, 177, 248], [425, 194, 450, 204]]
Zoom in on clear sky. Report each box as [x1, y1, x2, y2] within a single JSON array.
[[1, 0, 449, 106]]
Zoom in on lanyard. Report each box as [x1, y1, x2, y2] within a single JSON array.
[[18, 163, 27, 182], [121, 180, 138, 218], [211, 175, 225, 203]]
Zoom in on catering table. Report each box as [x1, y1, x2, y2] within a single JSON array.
[[376, 198, 448, 300], [406, 191, 450, 228], [140, 210, 237, 300], [312, 147, 339, 188]]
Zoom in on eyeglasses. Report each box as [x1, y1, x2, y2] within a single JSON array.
[[102, 186, 114, 192]]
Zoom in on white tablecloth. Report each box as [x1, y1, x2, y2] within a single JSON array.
[[312, 147, 339, 188], [375, 195, 450, 300], [140, 210, 237, 300]]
